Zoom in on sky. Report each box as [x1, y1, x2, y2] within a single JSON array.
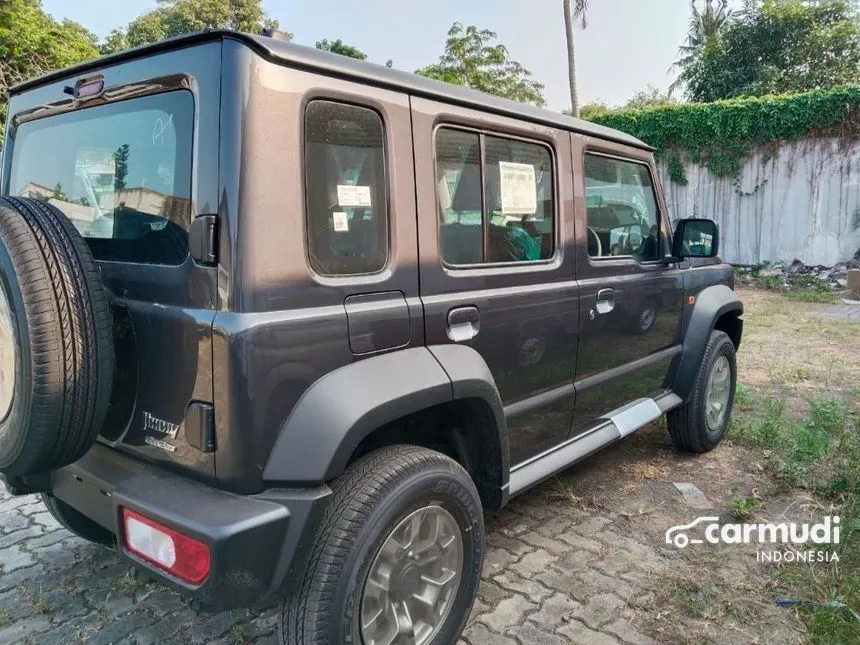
[[41, 0, 746, 111]]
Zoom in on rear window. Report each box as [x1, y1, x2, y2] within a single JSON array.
[[7, 91, 194, 265], [304, 100, 388, 276]]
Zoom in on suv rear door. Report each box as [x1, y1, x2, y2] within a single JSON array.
[[2, 42, 222, 480], [411, 98, 579, 466], [570, 137, 683, 435]]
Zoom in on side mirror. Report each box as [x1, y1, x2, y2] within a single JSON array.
[[672, 218, 719, 259]]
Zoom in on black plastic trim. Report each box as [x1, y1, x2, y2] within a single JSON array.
[[189, 215, 218, 265], [672, 284, 743, 401], [49, 444, 330, 608]]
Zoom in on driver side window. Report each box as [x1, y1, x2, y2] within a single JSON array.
[[584, 154, 660, 261]]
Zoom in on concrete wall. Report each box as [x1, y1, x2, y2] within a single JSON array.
[[658, 137, 860, 266]]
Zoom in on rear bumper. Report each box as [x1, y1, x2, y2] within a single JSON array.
[[48, 444, 330, 609]]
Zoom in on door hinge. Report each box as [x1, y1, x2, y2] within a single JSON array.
[[185, 401, 216, 453], [189, 215, 218, 266]]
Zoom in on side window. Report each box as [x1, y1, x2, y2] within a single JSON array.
[[435, 128, 554, 266], [584, 154, 660, 261], [304, 100, 388, 275]]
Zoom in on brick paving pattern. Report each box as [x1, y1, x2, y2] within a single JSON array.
[[0, 484, 668, 644]]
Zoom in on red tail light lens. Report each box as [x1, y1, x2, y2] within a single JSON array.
[[122, 508, 210, 585]]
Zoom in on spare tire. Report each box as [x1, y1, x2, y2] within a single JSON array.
[[0, 197, 114, 477]]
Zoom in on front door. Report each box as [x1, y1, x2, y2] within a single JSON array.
[[571, 144, 683, 434], [411, 98, 579, 466]]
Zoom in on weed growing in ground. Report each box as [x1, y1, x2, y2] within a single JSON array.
[[730, 386, 859, 643], [728, 489, 758, 521]]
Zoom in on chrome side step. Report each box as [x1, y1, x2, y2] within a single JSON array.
[[508, 392, 682, 496]]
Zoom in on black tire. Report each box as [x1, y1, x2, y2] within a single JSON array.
[[41, 493, 114, 545], [0, 197, 114, 476], [667, 330, 737, 453], [281, 445, 484, 645]]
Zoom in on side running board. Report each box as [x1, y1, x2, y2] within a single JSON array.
[[508, 392, 682, 496]]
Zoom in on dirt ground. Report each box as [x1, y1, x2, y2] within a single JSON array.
[[0, 287, 856, 644]]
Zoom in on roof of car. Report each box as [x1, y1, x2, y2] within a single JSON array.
[[12, 30, 653, 152]]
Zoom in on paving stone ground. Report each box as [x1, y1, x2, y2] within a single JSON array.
[[0, 473, 673, 645]]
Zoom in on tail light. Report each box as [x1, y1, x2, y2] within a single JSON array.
[[122, 508, 210, 585]]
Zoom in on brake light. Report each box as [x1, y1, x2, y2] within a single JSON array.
[[122, 508, 210, 585]]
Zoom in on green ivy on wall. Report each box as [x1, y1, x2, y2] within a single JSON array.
[[585, 86, 860, 184]]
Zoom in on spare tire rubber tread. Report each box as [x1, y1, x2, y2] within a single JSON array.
[[0, 197, 113, 474]]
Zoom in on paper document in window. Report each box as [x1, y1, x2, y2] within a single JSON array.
[[332, 211, 349, 232], [499, 162, 537, 215], [337, 184, 372, 207]]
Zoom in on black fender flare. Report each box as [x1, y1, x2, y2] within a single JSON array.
[[263, 345, 508, 501], [672, 284, 743, 401]]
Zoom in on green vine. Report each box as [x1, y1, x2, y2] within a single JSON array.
[[585, 86, 860, 184]]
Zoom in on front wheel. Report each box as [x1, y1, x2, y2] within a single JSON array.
[[667, 330, 737, 453], [281, 445, 484, 645]]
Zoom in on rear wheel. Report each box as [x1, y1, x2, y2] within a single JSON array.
[[281, 445, 484, 645], [667, 330, 737, 453], [41, 493, 114, 545]]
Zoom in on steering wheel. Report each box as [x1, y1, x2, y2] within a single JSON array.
[[588, 227, 602, 257]]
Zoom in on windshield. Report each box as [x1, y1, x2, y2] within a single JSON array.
[[7, 91, 194, 265]]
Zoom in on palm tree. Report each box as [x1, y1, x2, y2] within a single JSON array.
[[669, 0, 732, 95], [563, 0, 589, 116]]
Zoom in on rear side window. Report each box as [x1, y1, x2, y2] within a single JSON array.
[[436, 128, 554, 266], [305, 100, 388, 276], [8, 91, 194, 265]]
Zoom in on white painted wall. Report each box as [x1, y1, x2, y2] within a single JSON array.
[[657, 137, 860, 266]]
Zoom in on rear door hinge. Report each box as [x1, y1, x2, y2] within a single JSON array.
[[189, 215, 218, 266]]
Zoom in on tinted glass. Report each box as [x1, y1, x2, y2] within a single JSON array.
[[435, 128, 554, 265], [484, 135, 554, 263], [680, 219, 718, 257], [436, 129, 483, 265], [9, 91, 194, 265], [305, 101, 388, 275], [584, 154, 660, 261]]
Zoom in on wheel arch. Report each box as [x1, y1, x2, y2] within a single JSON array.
[[672, 285, 743, 401], [262, 345, 509, 510]]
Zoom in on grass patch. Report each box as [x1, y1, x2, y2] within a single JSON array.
[[231, 614, 249, 645], [786, 289, 841, 304], [32, 595, 54, 616], [728, 489, 758, 521], [0, 608, 9, 627], [730, 386, 859, 642], [114, 573, 146, 598]]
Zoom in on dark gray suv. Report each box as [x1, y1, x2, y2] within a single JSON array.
[[0, 30, 742, 644]]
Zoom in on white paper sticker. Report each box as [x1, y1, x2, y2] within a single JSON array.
[[499, 161, 537, 215], [337, 184, 372, 207], [332, 211, 349, 232]]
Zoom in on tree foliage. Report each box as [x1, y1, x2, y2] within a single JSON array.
[[575, 102, 611, 119], [315, 39, 367, 60], [0, 0, 100, 141], [416, 22, 545, 106], [120, 0, 283, 49], [684, 0, 860, 102], [623, 85, 677, 110], [669, 0, 732, 95], [586, 86, 860, 183]]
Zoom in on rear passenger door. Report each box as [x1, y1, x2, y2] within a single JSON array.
[[411, 98, 579, 466], [570, 140, 683, 435]]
